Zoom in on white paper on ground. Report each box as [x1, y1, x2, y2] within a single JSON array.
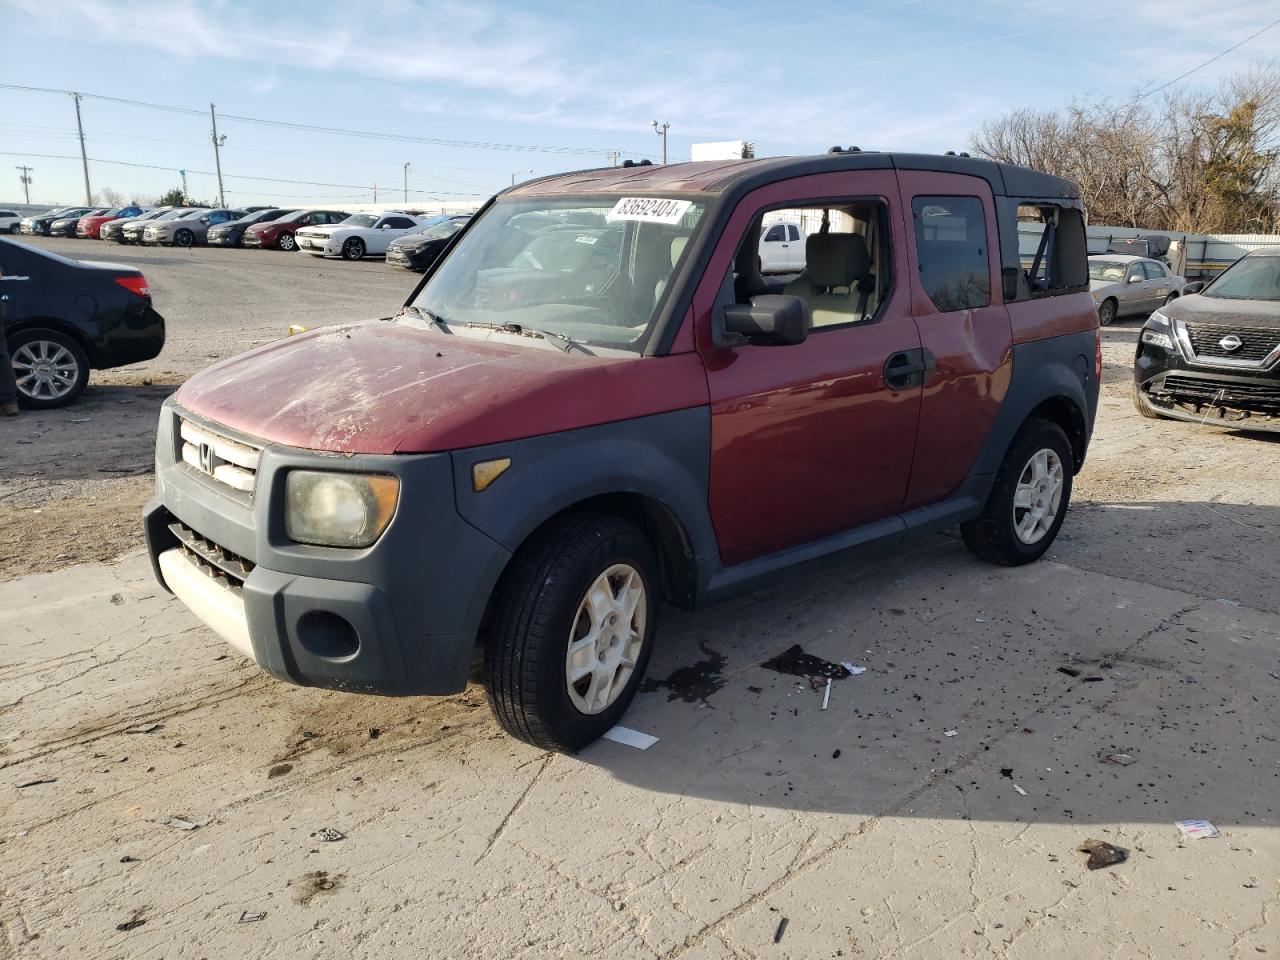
[[602, 726, 660, 750], [840, 661, 867, 676], [1175, 819, 1221, 839]]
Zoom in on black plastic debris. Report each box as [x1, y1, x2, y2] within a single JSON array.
[[1078, 838, 1128, 870], [116, 910, 147, 932], [120, 855, 140, 864], [1057, 667, 1081, 678], [773, 917, 789, 943], [761, 644, 850, 680]]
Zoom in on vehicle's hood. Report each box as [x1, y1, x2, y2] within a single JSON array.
[[1165, 293, 1280, 330], [173, 320, 709, 455]]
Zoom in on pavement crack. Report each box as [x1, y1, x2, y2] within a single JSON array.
[[474, 751, 552, 864]]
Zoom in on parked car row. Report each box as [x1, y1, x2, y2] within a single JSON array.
[[14, 203, 470, 267]]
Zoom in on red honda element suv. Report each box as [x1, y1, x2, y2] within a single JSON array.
[[145, 150, 1100, 750]]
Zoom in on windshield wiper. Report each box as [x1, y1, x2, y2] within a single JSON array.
[[456, 320, 578, 352], [401, 304, 452, 331]]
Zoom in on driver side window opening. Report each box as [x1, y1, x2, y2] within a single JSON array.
[[730, 200, 891, 331]]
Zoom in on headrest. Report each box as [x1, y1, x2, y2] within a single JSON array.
[[670, 235, 688, 267], [806, 233, 870, 288]]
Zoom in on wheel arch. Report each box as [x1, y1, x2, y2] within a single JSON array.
[[1027, 395, 1088, 471]]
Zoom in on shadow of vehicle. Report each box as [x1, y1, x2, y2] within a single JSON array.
[[570, 501, 1278, 828]]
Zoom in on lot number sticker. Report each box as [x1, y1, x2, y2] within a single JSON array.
[[607, 197, 692, 224]]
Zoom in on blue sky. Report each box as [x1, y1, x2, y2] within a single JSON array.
[[2, 0, 1279, 207]]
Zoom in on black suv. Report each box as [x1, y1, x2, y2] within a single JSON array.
[[1134, 248, 1280, 431]]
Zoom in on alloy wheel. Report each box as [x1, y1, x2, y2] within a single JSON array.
[[565, 563, 648, 715], [12, 340, 81, 402], [1012, 448, 1064, 545]]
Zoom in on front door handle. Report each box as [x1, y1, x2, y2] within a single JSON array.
[[883, 348, 936, 390]]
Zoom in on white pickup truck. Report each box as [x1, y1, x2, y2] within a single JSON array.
[[758, 220, 805, 273]]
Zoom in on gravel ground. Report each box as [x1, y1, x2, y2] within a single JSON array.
[[1, 237, 1278, 958]]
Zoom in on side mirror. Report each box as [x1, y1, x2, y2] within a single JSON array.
[[199, 216, 210, 224], [1127, 275, 1142, 284], [1182, 280, 1205, 294], [718, 295, 810, 347]]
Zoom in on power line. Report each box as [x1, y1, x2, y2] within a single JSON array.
[[0, 83, 647, 158], [1137, 15, 1280, 101]]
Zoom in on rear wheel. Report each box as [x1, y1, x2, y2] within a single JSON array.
[[341, 237, 365, 261], [1098, 298, 1117, 326], [9, 328, 90, 409], [962, 418, 1073, 566], [174, 228, 194, 248], [484, 514, 658, 752], [277, 231, 296, 251]]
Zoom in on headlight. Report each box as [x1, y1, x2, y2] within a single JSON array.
[[285, 471, 399, 548], [1141, 311, 1174, 350], [1140, 329, 1174, 350]]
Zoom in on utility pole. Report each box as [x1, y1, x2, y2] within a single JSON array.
[[511, 169, 532, 186], [72, 93, 91, 203], [403, 162, 410, 203], [209, 103, 226, 206], [179, 169, 189, 202], [373, 183, 378, 203], [15, 165, 32, 204], [651, 121, 670, 164], [608, 151, 620, 167]]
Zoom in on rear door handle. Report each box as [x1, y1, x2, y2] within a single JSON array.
[[883, 348, 936, 390]]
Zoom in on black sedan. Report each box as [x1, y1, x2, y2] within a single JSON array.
[[20, 207, 94, 236], [1134, 248, 1280, 432], [207, 207, 293, 247], [385, 215, 470, 271], [1, 238, 165, 408], [49, 208, 108, 237]]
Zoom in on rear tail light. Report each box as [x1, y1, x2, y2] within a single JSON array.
[[1095, 322, 1103, 380], [115, 275, 151, 298]]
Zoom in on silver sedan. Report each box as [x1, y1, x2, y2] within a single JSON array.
[[1089, 255, 1186, 325]]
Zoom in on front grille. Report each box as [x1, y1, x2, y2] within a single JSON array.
[[1184, 322, 1279, 362], [1159, 375, 1280, 411], [169, 521, 254, 590], [178, 417, 262, 496]]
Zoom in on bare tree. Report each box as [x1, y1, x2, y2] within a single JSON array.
[[970, 63, 1280, 233]]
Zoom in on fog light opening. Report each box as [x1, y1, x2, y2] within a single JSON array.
[[297, 610, 360, 660]]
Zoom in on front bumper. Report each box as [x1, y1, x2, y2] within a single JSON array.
[[144, 403, 511, 695], [207, 231, 239, 246], [1134, 336, 1280, 432], [296, 235, 338, 255]]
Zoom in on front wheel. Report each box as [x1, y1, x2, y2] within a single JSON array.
[[9, 328, 90, 409], [1163, 292, 1178, 306], [174, 228, 194, 248], [341, 237, 365, 261], [961, 418, 1073, 566], [1132, 382, 1167, 420], [277, 231, 296, 251], [1098, 298, 1117, 326], [484, 514, 658, 752]]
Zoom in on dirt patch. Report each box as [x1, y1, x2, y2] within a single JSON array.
[[291, 870, 342, 906]]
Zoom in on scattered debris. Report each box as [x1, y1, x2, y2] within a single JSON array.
[[267, 763, 293, 779], [164, 817, 199, 831], [1217, 598, 1241, 606], [1176, 819, 1221, 840], [1099, 751, 1136, 766], [15, 778, 56, 789], [116, 910, 147, 932], [762, 644, 850, 680], [292, 870, 341, 906], [120, 855, 140, 864], [1012, 783, 1028, 796], [1000, 768, 1014, 778], [944, 730, 958, 737], [773, 917, 789, 944], [1082, 676, 1104, 683], [1078, 839, 1128, 870], [1057, 666, 1081, 678], [602, 726, 659, 750], [832, 749, 842, 759], [747, 685, 763, 694], [367, 727, 381, 740], [839, 661, 867, 676], [312, 827, 345, 842], [821, 678, 832, 710], [125, 723, 164, 735], [238, 910, 267, 923]]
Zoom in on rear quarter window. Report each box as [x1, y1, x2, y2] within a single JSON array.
[[912, 196, 990, 312]]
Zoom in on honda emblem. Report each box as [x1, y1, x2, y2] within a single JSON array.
[[199, 442, 215, 475]]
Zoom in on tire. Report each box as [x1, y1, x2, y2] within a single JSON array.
[[961, 418, 1073, 566], [484, 513, 659, 752], [1132, 381, 1167, 420], [341, 237, 365, 261], [1163, 292, 1178, 305], [174, 228, 194, 248], [9, 327, 90, 409], [1098, 298, 1117, 326], [277, 231, 296, 251]]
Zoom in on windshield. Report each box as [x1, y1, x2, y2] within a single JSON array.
[[342, 214, 379, 228], [1203, 255, 1280, 301], [417, 219, 466, 242], [244, 208, 288, 223], [1088, 260, 1128, 282], [408, 196, 706, 353]]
